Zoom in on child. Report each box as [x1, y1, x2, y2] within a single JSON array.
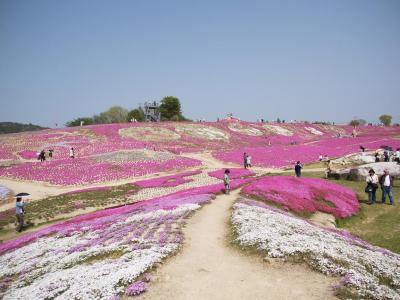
[[224, 169, 231, 194]]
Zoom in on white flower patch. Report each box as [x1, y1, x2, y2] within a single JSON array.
[[304, 127, 324, 136], [232, 201, 400, 300], [128, 171, 220, 202], [175, 124, 230, 140], [0, 204, 200, 299], [0, 185, 10, 200], [228, 123, 263, 136], [262, 125, 293, 136], [119, 127, 181, 142]]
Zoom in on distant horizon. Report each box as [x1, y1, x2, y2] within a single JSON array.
[[0, 111, 396, 129], [1, 0, 399, 127]]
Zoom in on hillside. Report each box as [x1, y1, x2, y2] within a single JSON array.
[[0, 122, 47, 134]]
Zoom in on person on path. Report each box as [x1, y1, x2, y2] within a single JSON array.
[[360, 145, 366, 152], [366, 169, 379, 204], [243, 153, 248, 169], [69, 147, 75, 159], [379, 169, 395, 205], [49, 149, 53, 159], [294, 161, 303, 177], [15, 197, 25, 232], [223, 169, 231, 194], [375, 152, 380, 162]]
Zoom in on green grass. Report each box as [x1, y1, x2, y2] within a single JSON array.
[[0, 184, 139, 233], [286, 171, 400, 254], [257, 171, 400, 253]]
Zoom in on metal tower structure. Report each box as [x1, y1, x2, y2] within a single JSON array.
[[144, 101, 161, 122]]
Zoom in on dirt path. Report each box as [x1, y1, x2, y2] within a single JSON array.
[[143, 190, 337, 300]]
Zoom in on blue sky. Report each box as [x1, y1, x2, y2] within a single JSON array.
[[1, 0, 399, 127]]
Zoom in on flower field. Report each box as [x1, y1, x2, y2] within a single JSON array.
[[0, 190, 215, 299], [232, 199, 400, 299], [241, 176, 360, 218], [0, 152, 200, 185], [0, 121, 400, 299], [0, 122, 399, 185]]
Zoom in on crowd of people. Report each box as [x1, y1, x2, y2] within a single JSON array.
[[36, 147, 77, 161]]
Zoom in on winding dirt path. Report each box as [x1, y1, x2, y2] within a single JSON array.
[[143, 190, 337, 300]]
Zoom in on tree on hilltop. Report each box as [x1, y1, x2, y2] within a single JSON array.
[[127, 107, 145, 122], [159, 96, 185, 121], [349, 119, 366, 126], [94, 106, 129, 124], [379, 114, 392, 126], [66, 117, 94, 127]]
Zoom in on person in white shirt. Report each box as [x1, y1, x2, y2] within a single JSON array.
[[379, 169, 394, 205], [366, 169, 379, 204], [247, 156, 252, 168], [395, 148, 400, 163]]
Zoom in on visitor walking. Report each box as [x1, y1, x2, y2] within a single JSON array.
[[15, 197, 25, 232], [375, 152, 380, 162], [49, 149, 54, 159], [39, 150, 46, 162], [360, 145, 365, 152], [380, 170, 395, 205], [294, 161, 303, 177], [243, 152, 248, 169], [224, 169, 231, 194], [365, 169, 379, 204], [69, 147, 75, 159], [247, 155, 252, 168]]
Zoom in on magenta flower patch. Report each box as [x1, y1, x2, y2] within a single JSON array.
[[241, 176, 359, 218], [134, 170, 202, 188]]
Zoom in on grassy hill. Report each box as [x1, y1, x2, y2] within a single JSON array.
[[0, 122, 47, 134]]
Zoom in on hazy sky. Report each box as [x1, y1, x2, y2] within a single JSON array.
[[1, 0, 399, 127]]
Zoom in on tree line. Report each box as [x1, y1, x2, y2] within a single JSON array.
[[66, 96, 187, 127], [0, 122, 47, 134], [349, 114, 394, 127]]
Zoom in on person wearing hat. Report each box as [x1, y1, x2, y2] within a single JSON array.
[[366, 169, 379, 204], [15, 197, 26, 232], [379, 169, 395, 205]]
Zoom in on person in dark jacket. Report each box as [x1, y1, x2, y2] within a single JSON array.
[[294, 161, 303, 177], [379, 169, 395, 205]]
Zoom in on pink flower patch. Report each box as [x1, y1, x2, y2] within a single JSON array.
[[241, 176, 360, 218], [208, 168, 255, 180], [133, 170, 202, 188]]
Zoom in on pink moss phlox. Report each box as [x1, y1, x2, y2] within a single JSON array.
[[241, 176, 359, 218], [207, 168, 255, 180], [125, 281, 147, 296], [213, 137, 400, 168], [0, 176, 252, 255], [0, 156, 201, 185], [18, 150, 38, 159], [133, 170, 202, 188]]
